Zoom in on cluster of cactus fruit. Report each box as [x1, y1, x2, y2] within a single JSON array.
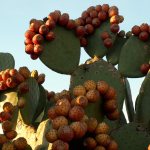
[[1, 2, 150, 150]]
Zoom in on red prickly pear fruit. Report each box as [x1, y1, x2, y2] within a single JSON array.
[[95, 122, 110, 134], [90, 10, 98, 18], [86, 89, 100, 103], [83, 137, 97, 149], [110, 15, 120, 24], [87, 6, 95, 13], [97, 80, 109, 94], [109, 8, 118, 17], [104, 99, 117, 113], [57, 125, 74, 142], [17, 98, 26, 109], [55, 98, 71, 116], [5, 130, 17, 140], [66, 19, 76, 30], [104, 87, 116, 100], [132, 25, 141, 36], [0, 111, 12, 121], [52, 116, 68, 130], [140, 23, 149, 32], [17, 82, 29, 94], [47, 91, 55, 100], [52, 140, 69, 150], [32, 34, 44, 44], [39, 25, 49, 35], [107, 140, 118, 150], [19, 67, 30, 79], [139, 31, 149, 41], [76, 26, 86, 37], [85, 17, 92, 24], [69, 106, 84, 121], [30, 53, 39, 60], [0, 134, 9, 144], [29, 20, 42, 33], [48, 10, 61, 23], [24, 38, 33, 45], [8, 69, 17, 77], [140, 63, 150, 74], [92, 18, 101, 28], [103, 38, 113, 48], [6, 77, 17, 88], [13, 137, 28, 150], [98, 11, 107, 21], [13, 73, 25, 84], [45, 19, 56, 30], [110, 24, 120, 33], [109, 6, 118, 12], [85, 24, 94, 35], [45, 129, 58, 143], [0, 81, 7, 91], [25, 44, 34, 54], [102, 4, 109, 12], [101, 32, 111, 41], [34, 44, 44, 55], [81, 11, 89, 20], [37, 73, 45, 84], [2, 71, 10, 81], [107, 109, 120, 120], [48, 106, 57, 120], [2, 141, 15, 150], [3, 102, 14, 114], [80, 37, 88, 47], [2, 120, 13, 132], [45, 31, 56, 41], [59, 13, 69, 26], [73, 96, 88, 108], [95, 5, 102, 12], [75, 18, 85, 27], [95, 134, 111, 146], [24, 30, 36, 40], [73, 85, 86, 96], [86, 117, 98, 133]]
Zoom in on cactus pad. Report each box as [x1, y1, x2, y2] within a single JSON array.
[[118, 36, 150, 77], [0, 52, 15, 71], [84, 21, 116, 58], [106, 36, 127, 65], [111, 122, 150, 150], [39, 25, 80, 74]]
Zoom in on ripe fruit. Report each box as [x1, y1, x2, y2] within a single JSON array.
[[2, 120, 13, 132], [13, 137, 28, 150], [6, 77, 17, 88], [17, 82, 29, 94], [34, 44, 44, 55], [45, 129, 58, 143], [25, 44, 34, 54], [2, 142, 15, 150], [52, 140, 69, 150], [80, 37, 88, 47], [110, 15, 120, 24], [45, 31, 55, 41], [73, 96, 88, 108], [107, 109, 120, 120], [69, 106, 84, 121], [131, 25, 141, 36], [92, 18, 101, 28], [0, 111, 12, 121], [110, 24, 120, 33], [57, 125, 74, 142], [0, 134, 8, 144], [101, 32, 111, 40], [95, 5, 102, 12], [48, 106, 57, 120], [66, 19, 76, 30], [84, 80, 96, 91], [90, 10, 98, 18], [98, 11, 107, 21], [95, 134, 111, 146], [19, 67, 30, 79], [104, 99, 117, 112], [73, 85, 86, 97], [85, 24, 94, 35], [140, 63, 150, 74], [48, 10, 61, 23], [45, 19, 56, 30], [29, 21, 42, 33], [104, 87, 116, 100], [81, 11, 89, 19], [139, 31, 149, 41], [109, 8, 118, 17], [104, 38, 113, 48], [55, 98, 71, 116], [52, 116, 68, 130], [76, 26, 86, 37], [86, 89, 100, 103], [32, 34, 44, 44], [39, 25, 49, 35], [94, 146, 106, 150], [83, 137, 97, 149], [95, 122, 110, 134], [3, 102, 14, 114], [0, 81, 7, 91], [5, 130, 17, 140], [37, 73, 45, 84], [30, 53, 39, 60], [25, 30, 36, 40], [59, 13, 69, 26], [75, 18, 85, 26], [140, 23, 149, 32], [2, 71, 10, 81], [107, 140, 118, 150], [102, 4, 109, 12], [86, 117, 98, 133], [85, 17, 92, 24], [17, 98, 26, 109], [70, 121, 86, 139]]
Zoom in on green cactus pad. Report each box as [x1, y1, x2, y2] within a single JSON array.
[[70, 59, 125, 121], [0, 52, 15, 71], [135, 71, 150, 124], [33, 85, 47, 121], [111, 122, 150, 150], [19, 78, 40, 125], [118, 36, 150, 77], [39, 25, 80, 74], [106, 36, 127, 65], [84, 21, 116, 58], [103, 111, 127, 132]]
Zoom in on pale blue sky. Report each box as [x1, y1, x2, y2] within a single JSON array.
[[0, 0, 150, 131]]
